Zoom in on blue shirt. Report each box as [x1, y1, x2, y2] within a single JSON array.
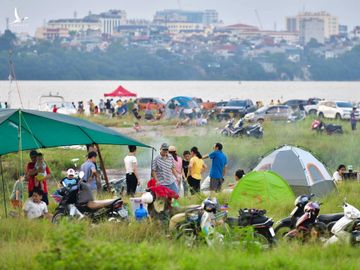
[[80, 160, 97, 190], [209, 150, 227, 179]]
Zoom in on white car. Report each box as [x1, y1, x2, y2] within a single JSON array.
[[317, 101, 359, 120]]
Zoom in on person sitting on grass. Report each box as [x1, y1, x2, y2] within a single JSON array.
[[333, 164, 346, 185], [228, 169, 245, 188], [23, 188, 51, 220], [133, 122, 142, 132]]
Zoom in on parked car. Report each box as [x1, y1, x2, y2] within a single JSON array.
[[304, 98, 323, 115], [217, 99, 256, 120], [201, 100, 217, 110], [317, 101, 359, 120], [282, 99, 307, 110], [244, 105, 295, 122], [136, 97, 165, 111]]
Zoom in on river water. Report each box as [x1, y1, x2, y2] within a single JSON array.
[[0, 80, 360, 109]]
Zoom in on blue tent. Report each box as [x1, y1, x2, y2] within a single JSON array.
[[165, 96, 200, 118]]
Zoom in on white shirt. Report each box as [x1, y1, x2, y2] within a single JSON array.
[[332, 171, 343, 183], [23, 199, 48, 219], [124, 155, 137, 174]]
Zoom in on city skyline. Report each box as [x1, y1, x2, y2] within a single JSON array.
[[1, 0, 359, 34]]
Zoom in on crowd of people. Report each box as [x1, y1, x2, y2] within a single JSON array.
[[8, 140, 248, 220]]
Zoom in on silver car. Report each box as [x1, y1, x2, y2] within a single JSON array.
[[244, 105, 296, 122]]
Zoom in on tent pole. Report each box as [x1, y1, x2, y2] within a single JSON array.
[[95, 144, 110, 192], [151, 148, 154, 178], [0, 156, 8, 218]]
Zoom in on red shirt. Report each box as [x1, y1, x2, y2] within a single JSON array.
[[27, 162, 51, 193], [53, 106, 58, 113]]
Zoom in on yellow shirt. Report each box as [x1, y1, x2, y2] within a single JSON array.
[[189, 156, 204, 180]]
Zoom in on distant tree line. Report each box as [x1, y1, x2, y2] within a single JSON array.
[[0, 30, 360, 81]]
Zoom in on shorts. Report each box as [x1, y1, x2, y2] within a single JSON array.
[[10, 199, 22, 208], [210, 178, 222, 192]]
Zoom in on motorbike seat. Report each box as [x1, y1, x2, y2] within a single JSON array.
[[248, 215, 269, 225], [317, 213, 343, 223], [87, 199, 118, 210], [226, 217, 239, 226]]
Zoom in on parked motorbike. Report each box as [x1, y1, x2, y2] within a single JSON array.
[[284, 201, 326, 241], [226, 208, 276, 246], [325, 201, 360, 246], [311, 120, 343, 135], [275, 194, 343, 237], [101, 176, 127, 196], [221, 118, 263, 139], [174, 198, 227, 247], [52, 172, 128, 224]]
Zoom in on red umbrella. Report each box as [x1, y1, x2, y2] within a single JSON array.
[[104, 85, 137, 97]]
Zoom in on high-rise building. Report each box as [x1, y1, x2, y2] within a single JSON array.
[[285, 17, 297, 32], [153, 9, 219, 25], [300, 18, 325, 45], [285, 11, 338, 39]]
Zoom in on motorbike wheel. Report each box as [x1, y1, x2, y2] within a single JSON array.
[[253, 232, 271, 249], [176, 228, 197, 248], [274, 224, 292, 238], [221, 129, 229, 136], [255, 132, 263, 139], [52, 210, 68, 224]]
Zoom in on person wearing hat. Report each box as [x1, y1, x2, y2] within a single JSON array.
[[151, 143, 179, 194], [60, 169, 78, 189], [168, 146, 183, 191]]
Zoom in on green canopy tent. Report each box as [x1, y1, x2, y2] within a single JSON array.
[[229, 171, 295, 209], [0, 109, 152, 217]]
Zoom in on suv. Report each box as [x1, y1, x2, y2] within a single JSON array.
[[317, 101, 359, 120], [135, 97, 165, 111], [218, 99, 256, 119]]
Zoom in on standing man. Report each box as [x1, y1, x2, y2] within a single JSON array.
[[203, 143, 227, 192], [350, 107, 357, 131], [80, 151, 99, 194], [151, 143, 179, 194]]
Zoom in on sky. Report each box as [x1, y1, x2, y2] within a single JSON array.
[[1, 0, 359, 34]]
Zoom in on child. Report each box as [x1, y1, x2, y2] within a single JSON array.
[[182, 151, 191, 196], [61, 168, 78, 190], [10, 175, 25, 209], [52, 169, 84, 219], [34, 153, 48, 185], [133, 122, 142, 132], [23, 188, 50, 219]]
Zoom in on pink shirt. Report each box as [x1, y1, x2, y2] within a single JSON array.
[[173, 156, 183, 174]]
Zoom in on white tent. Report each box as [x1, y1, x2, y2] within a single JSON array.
[[254, 145, 335, 196]]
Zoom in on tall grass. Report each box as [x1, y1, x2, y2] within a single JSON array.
[[1, 183, 360, 269]]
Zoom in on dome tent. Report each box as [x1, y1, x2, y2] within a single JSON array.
[[254, 145, 335, 197], [165, 96, 200, 118], [229, 171, 295, 209]]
